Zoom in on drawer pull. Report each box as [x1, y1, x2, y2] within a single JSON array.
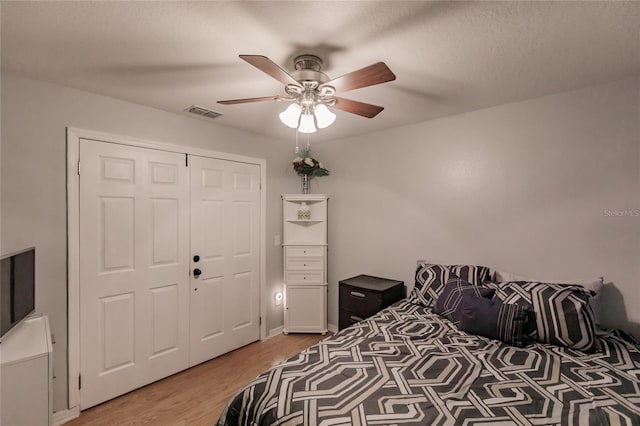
[[350, 291, 366, 299], [350, 315, 363, 322]]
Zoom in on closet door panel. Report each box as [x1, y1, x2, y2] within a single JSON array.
[[79, 140, 190, 410], [189, 156, 260, 365]]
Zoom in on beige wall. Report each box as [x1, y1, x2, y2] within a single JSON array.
[[0, 73, 299, 412], [312, 76, 640, 334]]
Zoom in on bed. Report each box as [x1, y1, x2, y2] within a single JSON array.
[[217, 263, 640, 425]]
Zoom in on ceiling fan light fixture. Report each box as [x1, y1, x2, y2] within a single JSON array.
[[279, 103, 302, 128], [298, 113, 317, 134], [314, 103, 336, 129], [219, 54, 396, 134]]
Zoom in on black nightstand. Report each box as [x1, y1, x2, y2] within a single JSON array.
[[338, 275, 405, 330]]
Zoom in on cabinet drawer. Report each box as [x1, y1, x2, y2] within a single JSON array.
[[286, 246, 324, 257], [286, 270, 324, 284], [285, 257, 324, 271], [339, 286, 384, 317]]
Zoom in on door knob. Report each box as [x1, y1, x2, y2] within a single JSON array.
[[193, 268, 202, 277], [193, 255, 200, 262]]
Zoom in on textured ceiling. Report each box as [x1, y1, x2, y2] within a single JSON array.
[[2, 1, 639, 142]]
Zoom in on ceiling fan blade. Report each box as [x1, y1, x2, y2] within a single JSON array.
[[331, 97, 385, 118], [239, 55, 301, 87], [217, 96, 280, 105], [322, 62, 396, 93]]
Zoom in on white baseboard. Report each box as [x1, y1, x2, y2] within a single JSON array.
[[328, 323, 338, 333], [268, 325, 284, 338], [53, 406, 80, 425]]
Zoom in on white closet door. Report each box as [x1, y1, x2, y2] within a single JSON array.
[[79, 140, 190, 409], [189, 156, 260, 366]]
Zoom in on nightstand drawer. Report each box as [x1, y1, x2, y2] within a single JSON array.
[[286, 246, 324, 257], [339, 286, 385, 317], [338, 274, 405, 331], [285, 257, 324, 271], [339, 308, 366, 330], [286, 270, 324, 284]]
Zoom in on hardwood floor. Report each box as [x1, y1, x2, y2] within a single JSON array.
[[66, 333, 327, 425]]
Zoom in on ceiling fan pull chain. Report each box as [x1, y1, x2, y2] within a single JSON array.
[[306, 133, 311, 151], [295, 129, 300, 154]]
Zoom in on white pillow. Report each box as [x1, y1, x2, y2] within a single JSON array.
[[493, 270, 604, 326]]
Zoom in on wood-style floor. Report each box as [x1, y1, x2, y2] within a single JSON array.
[[66, 333, 327, 425]]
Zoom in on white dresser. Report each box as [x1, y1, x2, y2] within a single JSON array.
[[0, 315, 53, 426], [282, 194, 328, 333]]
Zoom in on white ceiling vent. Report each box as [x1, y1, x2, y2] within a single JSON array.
[[185, 105, 223, 120]]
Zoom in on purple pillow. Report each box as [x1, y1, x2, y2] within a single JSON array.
[[433, 277, 495, 325], [458, 293, 529, 347]]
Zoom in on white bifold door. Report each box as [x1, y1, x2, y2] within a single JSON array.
[[79, 140, 260, 409]]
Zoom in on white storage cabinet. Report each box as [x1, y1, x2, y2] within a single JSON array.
[[282, 194, 328, 333], [0, 315, 53, 426]]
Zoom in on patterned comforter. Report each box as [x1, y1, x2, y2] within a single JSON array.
[[217, 301, 640, 425]]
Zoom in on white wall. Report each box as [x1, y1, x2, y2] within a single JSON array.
[[3, 71, 639, 413], [313, 76, 640, 334], [0, 73, 299, 412]]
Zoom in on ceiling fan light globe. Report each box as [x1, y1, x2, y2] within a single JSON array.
[[279, 103, 302, 128], [298, 113, 317, 133], [314, 104, 336, 129]]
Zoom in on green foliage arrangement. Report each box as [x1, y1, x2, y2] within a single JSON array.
[[292, 148, 330, 177]]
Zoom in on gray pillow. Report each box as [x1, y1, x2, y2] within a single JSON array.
[[409, 263, 491, 307], [488, 281, 597, 353], [493, 270, 604, 326]]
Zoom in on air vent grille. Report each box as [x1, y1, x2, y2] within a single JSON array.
[[185, 105, 223, 120]]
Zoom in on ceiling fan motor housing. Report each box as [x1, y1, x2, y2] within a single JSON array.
[[292, 54, 330, 84]]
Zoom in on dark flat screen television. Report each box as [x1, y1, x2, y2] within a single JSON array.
[[0, 247, 35, 341]]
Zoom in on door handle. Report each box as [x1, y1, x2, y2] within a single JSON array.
[[193, 268, 202, 277], [193, 255, 200, 262]]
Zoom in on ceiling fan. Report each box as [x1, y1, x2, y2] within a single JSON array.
[[217, 54, 396, 133]]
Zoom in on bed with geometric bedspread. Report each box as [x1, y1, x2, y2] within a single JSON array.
[[217, 299, 640, 425]]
